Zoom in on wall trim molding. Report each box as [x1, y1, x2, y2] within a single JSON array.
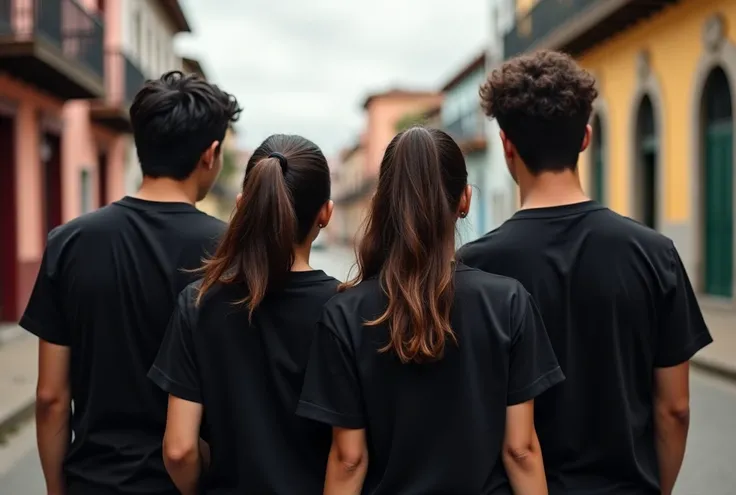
[[688, 12, 736, 295], [628, 49, 666, 226]]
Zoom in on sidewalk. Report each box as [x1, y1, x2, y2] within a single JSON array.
[[693, 306, 736, 380], [0, 329, 37, 434]]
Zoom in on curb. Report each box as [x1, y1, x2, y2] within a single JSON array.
[[691, 357, 736, 383], [0, 397, 35, 443]]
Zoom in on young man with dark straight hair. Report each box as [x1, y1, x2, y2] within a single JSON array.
[[458, 50, 712, 495], [21, 71, 241, 495]]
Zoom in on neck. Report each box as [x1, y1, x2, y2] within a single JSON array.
[[519, 169, 590, 210], [135, 177, 198, 205], [291, 244, 313, 272]]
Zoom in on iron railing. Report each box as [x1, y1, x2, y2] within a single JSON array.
[[103, 49, 146, 106], [0, 0, 104, 79], [504, 0, 600, 58]]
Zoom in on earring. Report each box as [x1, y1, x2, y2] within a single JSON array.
[[460, 212, 467, 218], [318, 224, 324, 228]]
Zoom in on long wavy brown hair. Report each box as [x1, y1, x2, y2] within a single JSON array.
[[343, 127, 468, 363], [196, 134, 330, 318]]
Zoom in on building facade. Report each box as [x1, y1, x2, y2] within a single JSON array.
[[487, 0, 520, 227], [330, 141, 371, 245], [0, 0, 107, 321], [0, 0, 191, 323], [330, 90, 444, 246], [505, 0, 736, 365], [441, 53, 492, 243]]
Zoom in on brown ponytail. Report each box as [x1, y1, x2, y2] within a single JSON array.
[[197, 134, 331, 319], [343, 127, 468, 363]]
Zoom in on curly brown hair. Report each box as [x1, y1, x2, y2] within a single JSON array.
[[480, 50, 598, 174]]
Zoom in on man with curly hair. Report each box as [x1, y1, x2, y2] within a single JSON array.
[[458, 50, 712, 495]]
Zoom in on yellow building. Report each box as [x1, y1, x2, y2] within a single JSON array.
[[507, 0, 736, 305]]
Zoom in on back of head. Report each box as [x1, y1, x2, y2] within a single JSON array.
[[130, 70, 242, 180], [197, 134, 331, 318], [348, 127, 467, 363], [480, 50, 598, 173]]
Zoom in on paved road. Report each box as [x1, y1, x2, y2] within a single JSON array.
[[2, 247, 735, 494]]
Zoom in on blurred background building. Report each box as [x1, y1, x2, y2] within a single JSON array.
[[0, 0, 244, 323]]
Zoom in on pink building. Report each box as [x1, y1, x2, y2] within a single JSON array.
[[0, 0, 191, 322], [328, 90, 444, 245]]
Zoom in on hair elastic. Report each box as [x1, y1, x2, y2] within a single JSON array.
[[268, 152, 288, 174]]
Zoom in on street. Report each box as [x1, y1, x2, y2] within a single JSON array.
[[1, 247, 735, 494]]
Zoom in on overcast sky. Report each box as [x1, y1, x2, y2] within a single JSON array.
[[176, 0, 489, 157]]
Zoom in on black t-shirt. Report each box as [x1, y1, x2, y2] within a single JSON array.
[[457, 201, 713, 495], [20, 196, 225, 495], [149, 271, 339, 495], [297, 264, 564, 495]]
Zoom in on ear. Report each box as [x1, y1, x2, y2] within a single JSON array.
[[458, 185, 472, 219], [236, 192, 243, 207], [316, 200, 334, 229], [580, 124, 592, 153], [201, 140, 221, 169], [500, 130, 514, 160]]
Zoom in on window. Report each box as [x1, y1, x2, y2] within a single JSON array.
[[133, 10, 142, 59], [589, 114, 605, 203], [701, 67, 733, 297], [635, 95, 658, 230], [80, 169, 92, 214]]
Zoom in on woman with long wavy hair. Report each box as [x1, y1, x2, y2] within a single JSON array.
[[298, 127, 564, 494], [149, 134, 338, 495]]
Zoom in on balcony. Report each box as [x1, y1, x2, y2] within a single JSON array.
[[504, 0, 679, 59], [0, 0, 104, 99], [90, 49, 146, 133], [444, 111, 487, 154]]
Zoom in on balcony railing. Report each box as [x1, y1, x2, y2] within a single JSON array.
[[0, 0, 104, 80], [444, 111, 484, 143], [504, 0, 676, 59], [505, 0, 600, 58], [103, 49, 146, 106]]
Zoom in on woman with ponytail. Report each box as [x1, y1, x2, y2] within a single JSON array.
[[298, 127, 564, 494], [149, 134, 337, 495]]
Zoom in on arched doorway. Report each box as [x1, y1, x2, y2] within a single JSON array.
[[702, 67, 733, 297], [590, 114, 605, 203], [635, 95, 658, 229]]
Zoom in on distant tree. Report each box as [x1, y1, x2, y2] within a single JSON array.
[[396, 112, 428, 132]]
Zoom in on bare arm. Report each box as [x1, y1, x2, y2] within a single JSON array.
[[162, 396, 203, 495], [324, 427, 368, 495], [654, 362, 691, 495], [502, 400, 547, 495], [35, 340, 71, 495]]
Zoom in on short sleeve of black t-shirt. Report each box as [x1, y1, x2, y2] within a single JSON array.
[[508, 289, 565, 405], [654, 245, 713, 368], [297, 313, 365, 430], [20, 229, 69, 346], [149, 287, 202, 403]]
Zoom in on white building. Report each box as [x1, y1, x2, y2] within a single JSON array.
[[119, 0, 191, 193], [485, 0, 519, 229]]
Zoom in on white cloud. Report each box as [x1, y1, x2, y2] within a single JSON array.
[[176, 0, 489, 155]]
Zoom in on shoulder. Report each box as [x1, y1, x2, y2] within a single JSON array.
[[189, 212, 227, 238], [595, 210, 676, 259], [320, 278, 380, 328], [456, 224, 510, 269], [456, 265, 528, 303], [43, 206, 121, 261]]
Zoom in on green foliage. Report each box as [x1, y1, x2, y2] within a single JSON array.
[[220, 148, 238, 182], [396, 112, 429, 132]]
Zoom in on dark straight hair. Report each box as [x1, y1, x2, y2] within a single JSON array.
[[197, 134, 330, 318], [343, 127, 468, 363]]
